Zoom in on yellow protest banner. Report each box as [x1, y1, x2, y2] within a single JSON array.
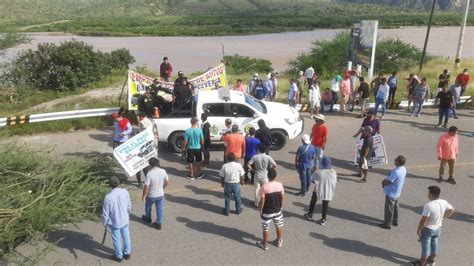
[[127, 64, 227, 110]]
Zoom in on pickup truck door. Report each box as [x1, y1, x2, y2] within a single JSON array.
[[229, 103, 260, 134], [201, 103, 231, 141]]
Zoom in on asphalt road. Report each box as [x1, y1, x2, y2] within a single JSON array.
[[14, 108, 474, 265]]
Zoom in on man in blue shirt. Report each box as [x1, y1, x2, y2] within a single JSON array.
[[295, 134, 316, 196], [183, 117, 204, 180], [380, 155, 407, 229], [102, 176, 132, 262], [244, 127, 260, 183]]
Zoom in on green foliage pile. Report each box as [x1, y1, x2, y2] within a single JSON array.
[[224, 54, 273, 75], [288, 33, 429, 79], [1, 40, 135, 91], [0, 145, 116, 258]]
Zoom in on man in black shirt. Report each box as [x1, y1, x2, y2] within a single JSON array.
[[255, 119, 272, 155], [437, 69, 450, 91], [200, 113, 211, 166], [172, 78, 192, 109], [357, 126, 373, 183], [435, 85, 453, 128], [357, 77, 370, 118]]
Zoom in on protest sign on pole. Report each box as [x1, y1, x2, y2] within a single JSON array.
[[113, 129, 157, 176], [127, 64, 228, 110], [353, 134, 388, 166]]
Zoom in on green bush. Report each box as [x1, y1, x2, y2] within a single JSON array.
[[224, 54, 273, 75], [2, 40, 135, 91], [288, 33, 429, 79]]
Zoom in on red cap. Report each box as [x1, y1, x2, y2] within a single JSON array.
[[111, 112, 120, 119]]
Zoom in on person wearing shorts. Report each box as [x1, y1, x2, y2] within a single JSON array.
[[183, 117, 204, 180], [257, 168, 284, 251], [357, 126, 373, 183]]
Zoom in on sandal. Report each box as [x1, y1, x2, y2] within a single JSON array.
[[256, 241, 269, 251]]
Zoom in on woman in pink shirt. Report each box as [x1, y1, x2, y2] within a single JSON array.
[[233, 79, 246, 92], [340, 76, 351, 112], [437, 126, 459, 184]]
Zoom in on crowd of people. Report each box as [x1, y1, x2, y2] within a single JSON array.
[[102, 60, 467, 265]]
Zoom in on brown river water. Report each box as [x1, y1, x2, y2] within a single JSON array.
[[2, 27, 473, 73]]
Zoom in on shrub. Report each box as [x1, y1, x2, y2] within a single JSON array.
[[2, 40, 135, 91], [288, 33, 429, 79], [0, 145, 117, 259], [223, 54, 273, 75]]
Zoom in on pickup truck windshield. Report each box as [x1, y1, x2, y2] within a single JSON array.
[[244, 94, 267, 114]]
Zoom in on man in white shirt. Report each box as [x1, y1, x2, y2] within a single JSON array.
[[413, 186, 455, 266], [305, 66, 315, 86], [219, 153, 245, 215], [141, 158, 169, 230]]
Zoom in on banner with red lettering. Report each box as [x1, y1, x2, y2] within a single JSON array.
[[127, 64, 227, 110]]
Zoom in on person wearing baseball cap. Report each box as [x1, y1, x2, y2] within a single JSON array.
[[356, 126, 374, 183], [353, 110, 380, 138], [102, 176, 132, 262], [111, 112, 132, 149], [183, 117, 204, 179], [310, 114, 328, 171], [295, 134, 317, 196]]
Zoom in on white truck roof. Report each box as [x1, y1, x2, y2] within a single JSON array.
[[198, 88, 246, 104]]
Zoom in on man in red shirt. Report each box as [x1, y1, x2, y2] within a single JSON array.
[[222, 124, 246, 161], [455, 68, 471, 97], [160, 57, 173, 82], [310, 114, 328, 171]]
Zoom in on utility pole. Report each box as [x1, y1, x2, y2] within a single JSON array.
[[454, 0, 471, 69], [420, 0, 437, 72]]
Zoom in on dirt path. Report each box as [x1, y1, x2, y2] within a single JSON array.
[[27, 85, 123, 113], [18, 20, 70, 31]]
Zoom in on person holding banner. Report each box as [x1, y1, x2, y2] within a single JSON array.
[[135, 114, 159, 187], [112, 113, 133, 149], [356, 126, 373, 183], [353, 110, 380, 138], [183, 117, 204, 180], [160, 57, 173, 82]]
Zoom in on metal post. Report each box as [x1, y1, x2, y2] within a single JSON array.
[[454, 0, 470, 68], [368, 21, 378, 80], [419, 0, 437, 72]]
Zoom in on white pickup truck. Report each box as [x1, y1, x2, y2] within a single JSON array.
[[153, 88, 304, 152]]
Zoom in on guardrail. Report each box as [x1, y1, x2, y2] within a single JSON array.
[[0, 107, 120, 128], [399, 96, 472, 109]]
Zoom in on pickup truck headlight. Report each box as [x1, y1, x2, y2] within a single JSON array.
[[285, 116, 301, 125]]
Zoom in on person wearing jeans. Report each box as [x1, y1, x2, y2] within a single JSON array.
[[379, 156, 407, 229], [410, 77, 430, 117], [141, 158, 169, 230], [102, 176, 132, 262], [304, 156, 337, 226], [413, 186, 455, 266], [435, 85, 454, 128], [295, 134, 316, 196], [219, 153, 245, 215], [374, 78, 389, 118]]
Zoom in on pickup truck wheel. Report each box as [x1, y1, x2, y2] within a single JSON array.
[[168, 132, 185, 153], [270, 130, 287, 150]]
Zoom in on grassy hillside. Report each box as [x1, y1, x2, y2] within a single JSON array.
[[0, 0, 472, 36]]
